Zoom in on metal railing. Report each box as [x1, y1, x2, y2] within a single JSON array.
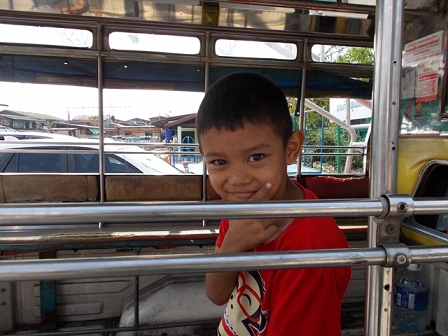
[[0, 195, 447, 336]]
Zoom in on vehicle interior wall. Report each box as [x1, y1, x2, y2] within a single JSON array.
[[1, 2, 447, 336]]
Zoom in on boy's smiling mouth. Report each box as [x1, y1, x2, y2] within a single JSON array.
[[227, 190, 257, 200]]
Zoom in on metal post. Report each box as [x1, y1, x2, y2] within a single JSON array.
[[39, 251, 57, 332], [1, 246, 448, 282], [97, 24, 105, 229], [366, 0, 404, 335], [202, 31, 210, 224], [296, 38, 309, 175], [134, 276, 140, 328]]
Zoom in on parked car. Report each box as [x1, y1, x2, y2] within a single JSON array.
[[0, 131, 75, 141], [0, 132, 184, 174], [0, 126, 19, 133], [179, 160, 320, 176]]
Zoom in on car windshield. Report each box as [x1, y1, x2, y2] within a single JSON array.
[[0, 142, 185, 175], [112, 146, 184, 175], [179, 161, 321, 175], [123, 152, 184, 174]]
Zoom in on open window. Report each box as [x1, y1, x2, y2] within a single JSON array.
[[411, 161, 448, 233]]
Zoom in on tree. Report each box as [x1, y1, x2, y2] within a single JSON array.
[[326, 46, 374, 66], [291, 46, 373, 172]]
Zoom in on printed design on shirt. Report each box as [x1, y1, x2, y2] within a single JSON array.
[[218, 270, 268, 336]]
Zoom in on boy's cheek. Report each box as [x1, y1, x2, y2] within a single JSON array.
[[208, 176, 224, 196]]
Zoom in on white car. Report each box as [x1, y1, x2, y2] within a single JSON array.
[[0, 132, 184, 175], [180, 160, 320, 176]]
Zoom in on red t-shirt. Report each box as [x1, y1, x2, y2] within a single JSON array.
[[216, 183, 351, 336]]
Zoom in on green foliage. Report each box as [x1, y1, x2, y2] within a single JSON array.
[[327, 46, 374, 65], [287, 46, 372, 172], [287, 97, 297, 114]]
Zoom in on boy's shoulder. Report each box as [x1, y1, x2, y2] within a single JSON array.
[[292, 179, 319, 200]]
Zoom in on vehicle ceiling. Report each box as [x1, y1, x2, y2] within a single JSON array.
[[0, 0, 445, 99], [0, 0, 444, 43]]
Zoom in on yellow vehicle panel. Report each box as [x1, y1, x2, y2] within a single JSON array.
[[397, 135, 448, 196]]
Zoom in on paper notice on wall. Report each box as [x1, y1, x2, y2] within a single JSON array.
[[401, 67, 416, 99], [403, 30, 443, 66], [416, 60, 439, 102], [403, 31, 444, 103]]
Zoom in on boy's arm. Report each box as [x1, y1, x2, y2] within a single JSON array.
[[205, 182, 283, 306], [205, 217, 281, 306], [205, 246, 238, 306]]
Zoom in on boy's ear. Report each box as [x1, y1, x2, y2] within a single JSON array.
[[286, 130, 304, 165], [198, 145, 204, 156]]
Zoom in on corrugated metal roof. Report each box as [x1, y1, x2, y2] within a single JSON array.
[[0, 113, 38, 121]]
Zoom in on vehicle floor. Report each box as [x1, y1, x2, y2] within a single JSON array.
[[339, 302, 438, 336], [190, 302, 438, 336], [4, 303, 438, 336]]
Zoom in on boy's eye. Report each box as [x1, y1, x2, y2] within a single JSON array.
[[211, 159, 227, 166], [249, 154, 264, 162]]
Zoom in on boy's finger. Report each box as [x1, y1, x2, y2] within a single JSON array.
[[264, 224, 278, 236], [250, 182, 272, 201]]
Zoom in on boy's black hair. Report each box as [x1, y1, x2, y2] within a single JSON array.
[[196, 72, 293, 147]]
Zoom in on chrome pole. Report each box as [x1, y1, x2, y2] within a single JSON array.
[[0, 246, 447, 282], [0, 198, 385, 225], [1, 197, 448, 226], [367, 0, 404, 335]]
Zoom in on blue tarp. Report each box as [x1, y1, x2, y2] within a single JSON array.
[[0, 54, 372, 99]]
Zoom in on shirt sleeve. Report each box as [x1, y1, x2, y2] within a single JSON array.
[[215, 219, 229, 248]]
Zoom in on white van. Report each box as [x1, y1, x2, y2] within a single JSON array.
[[0, 132, 184, 175]]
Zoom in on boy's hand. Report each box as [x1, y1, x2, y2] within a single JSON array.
[[220, 183, 283, 253]]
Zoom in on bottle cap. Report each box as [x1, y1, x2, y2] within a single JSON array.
[[407, 263, 420, 271]]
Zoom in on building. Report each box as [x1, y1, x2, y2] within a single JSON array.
[[151, 113, 196, 143], [0, 109, 63, 131]]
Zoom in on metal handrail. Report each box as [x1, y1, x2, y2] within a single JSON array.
[[1, 198, 382, 225], [1, 196, 448, 225], [0, 246, 447, 282]]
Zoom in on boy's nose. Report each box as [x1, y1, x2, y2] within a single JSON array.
[[228, 168, 251, 186]]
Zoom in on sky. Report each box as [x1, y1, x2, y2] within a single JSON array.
[[0, 82, 205, 121], [0, 24, 320, 122]]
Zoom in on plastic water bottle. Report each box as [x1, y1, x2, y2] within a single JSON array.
[[393, 263, 429, 333]]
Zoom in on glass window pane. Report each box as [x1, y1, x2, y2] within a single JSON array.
[[106, 154, 140, 173], [215, 39, 297, 60], [312, 44, 374, 64], [109, 32, 200, 55], [17, 152, 61, 173], [0, 24, 93, 48]]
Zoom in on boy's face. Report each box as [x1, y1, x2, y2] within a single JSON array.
[[199, 123, 302, 202]]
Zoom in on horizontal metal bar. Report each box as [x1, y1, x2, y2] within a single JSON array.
[[1, 246, 447, 282], [402, 221, 448, 245], [0, 199, 384, 225], [303, 145, 366, 149], [0, 140, 363, 150], [302, 152, 364, 157], [408, 246, 448, 263], [2, 319, 220, 336], [1, 197, 447, 226], [0, 148, 202, 155], [413, 197, 448, 214]]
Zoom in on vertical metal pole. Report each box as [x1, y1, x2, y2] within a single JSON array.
[[134, 276, 140, 328], [98, 31, 105, 201], [365, 0, 404, 335], [298, 38, 308, 132], [39, 251, 57, 332], [296, 38, 308, 175], [97, 24, 105, 229], [202, 31, 210, 224], [337, 125, 341, 173]]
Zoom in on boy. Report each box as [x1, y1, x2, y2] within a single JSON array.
[[196, 72, 351, 335]]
